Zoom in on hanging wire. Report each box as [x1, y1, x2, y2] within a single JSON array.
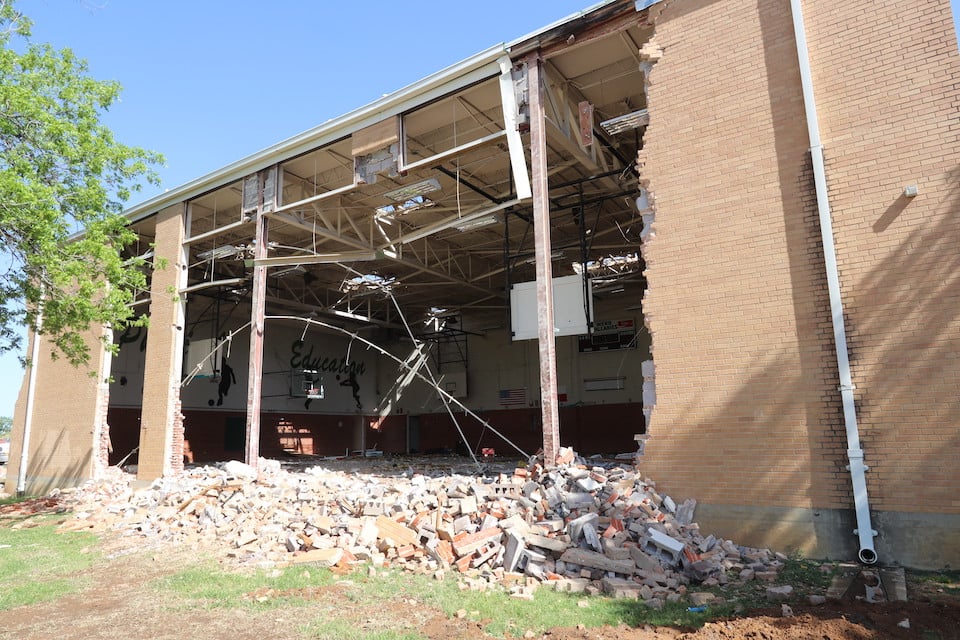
[[268, 314, 531, 461], [179, 312, 531, 460], [387, 290, 482, 471]]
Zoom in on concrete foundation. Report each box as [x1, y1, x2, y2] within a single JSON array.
[[695, 503, 960, 570]]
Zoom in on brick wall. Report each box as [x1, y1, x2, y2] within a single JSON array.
[[803, 0, 960, 514], [639, 0, 847, 509], [638, 0, 960, 562], [137, 204, 187, 480], [5, 327, 109, 494], [417, 403, 643, 457]]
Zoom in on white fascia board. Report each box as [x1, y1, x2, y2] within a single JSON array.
[[123, 45, 506, 225]]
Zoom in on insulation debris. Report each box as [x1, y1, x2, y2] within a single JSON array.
[[56, 449, 785, 603]]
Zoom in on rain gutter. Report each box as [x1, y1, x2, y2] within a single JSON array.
[[790, 0, 878, 564]]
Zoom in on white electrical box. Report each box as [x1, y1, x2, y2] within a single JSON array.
[[510, 274, 593, 341]]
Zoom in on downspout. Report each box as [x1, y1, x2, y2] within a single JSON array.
[[789, 0, 877, 564], [16, 299, 43, 496]]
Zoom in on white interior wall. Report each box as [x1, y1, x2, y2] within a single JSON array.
[[375, 297, 650, 415]]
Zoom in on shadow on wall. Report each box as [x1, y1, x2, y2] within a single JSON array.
[[19, 429, 92, 496], [641, 0, 960, 562]]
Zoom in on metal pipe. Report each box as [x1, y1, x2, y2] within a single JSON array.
[[182, 217, 253, 246], [17, 296, 43, 496], [180, 277, 247, 295], [790, 0, 877, 565]]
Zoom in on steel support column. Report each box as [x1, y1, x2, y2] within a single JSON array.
[[244, 214, 268, 469], [527, 53, 561, 466]]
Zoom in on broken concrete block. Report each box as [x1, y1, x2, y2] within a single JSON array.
[[602, 577, 644, 599], [601, 541, 632, 561], [582, 523, 602, 553], [683, 559, 719, 582], [291, 547, 343, 567], [503, 531, 526, 573], [560, 548, 635, 575], [459, 496, 478, 514], [576, 477, 603, 493], [689, 592, 716, 607], [642, 528, 685, 565], [523, 532, 570, 553], [567, 512, 599, 542], [452, 527, 503, 557], [675, 499, 696, 526], [766, 585, 794, 600], [375, 515, 419, 547], [564, 493, 595, 509]]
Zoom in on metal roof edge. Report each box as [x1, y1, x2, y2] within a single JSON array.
[[635, 0, 664, 10], [123, 43, 508, 224], [503, 0, 622, 51], [123, 0, 666, 225]]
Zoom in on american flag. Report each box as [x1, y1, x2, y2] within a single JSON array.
[[499, 388, 526, 406]]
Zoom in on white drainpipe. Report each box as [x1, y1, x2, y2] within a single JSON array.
[[790, 0, 878, 564], [16, 301, 43, 496]]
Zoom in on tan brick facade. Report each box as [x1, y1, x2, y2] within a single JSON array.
[[4, 326, 110, 495], [804, 0, 960, 516], [137, 204, 187, 480], [638, 0, 960, 566]]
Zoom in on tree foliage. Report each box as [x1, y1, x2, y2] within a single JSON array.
[[0, 1, 162, 365]]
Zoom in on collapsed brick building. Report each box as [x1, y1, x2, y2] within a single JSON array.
[[7, 0, 960, 569]]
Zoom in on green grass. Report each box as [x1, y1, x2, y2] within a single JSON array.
[[336, 569, 718, 638], [157, 560, 722, 638], [154, 561, 338, 610], [305, 618, 427, 640], [913, 570, 960, 594], [155, 555, 841, 638], [0, 518, 99, 610], [777, 554, 835, 591]]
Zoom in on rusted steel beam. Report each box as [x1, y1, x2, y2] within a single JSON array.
[[244, 213, 268, 470], [526, 52, 561, 467]]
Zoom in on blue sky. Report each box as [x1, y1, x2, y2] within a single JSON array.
[[0, 0, 594, 417], [1, 1, 959, 418]]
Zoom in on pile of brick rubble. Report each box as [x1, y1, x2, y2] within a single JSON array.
[[56, 447, 787, 606]]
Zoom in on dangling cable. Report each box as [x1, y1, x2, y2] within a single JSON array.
[[387, 291, 482, 471]]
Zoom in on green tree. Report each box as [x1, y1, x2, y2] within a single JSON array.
[[0, 415, 10, 437], [0, 1, 162, 365]]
